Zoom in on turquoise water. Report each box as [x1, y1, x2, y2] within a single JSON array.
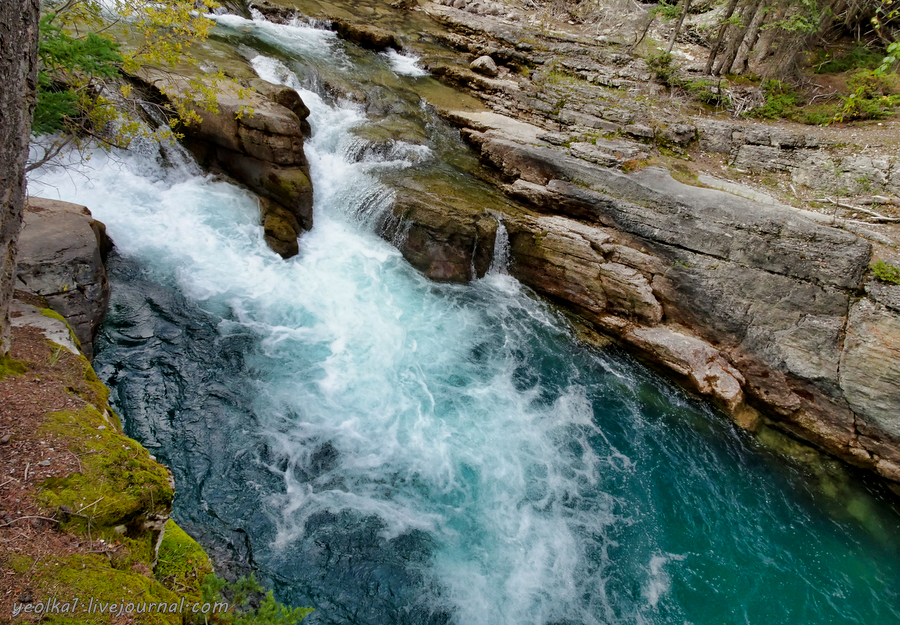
[[28, 14, 900, 625]]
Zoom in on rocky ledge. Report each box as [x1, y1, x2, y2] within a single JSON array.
[[387, 109, 900, 493], [16, 198, 113, 361], [133, 68, 314, 259], [2, 215, 215, 621]]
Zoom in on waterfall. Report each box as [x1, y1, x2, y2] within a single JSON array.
[[26, 13, 900, 625], [487, 215, 510, 276]]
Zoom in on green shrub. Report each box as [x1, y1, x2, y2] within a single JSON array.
[[647, 51, 675, 84], [834, 69, 900, 121], [872, 260, 900, 284], [683, 78, 731, 107], [751, 79, 799, 119], [653, 1, 681, 20], [815, 45, 885, 74]]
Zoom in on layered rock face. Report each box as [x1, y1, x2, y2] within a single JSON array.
[[387, 111, 900, 490], [418, 1, 899, 199], [16, 198, 113, 360], [135, 70, 314, 259]]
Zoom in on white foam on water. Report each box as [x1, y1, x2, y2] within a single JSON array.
[[212, 11, 341, 61], [641, 553, 687, 610], [381, 49, 429, 77], [27, 23, 667, 625]]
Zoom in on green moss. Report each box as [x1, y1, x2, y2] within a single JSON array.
[[80, 355, 112, 406], [155, 520, 213, 602], [29, 553, 182, 624], [0, 353, 27, 379], [872, 260, 900, 284], [37, 405, 174, 533], [7, 554, 32, 574], [263, 170, 312, 206]]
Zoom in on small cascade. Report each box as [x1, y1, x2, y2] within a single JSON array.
[[487, 214, 510, 276], [28, 10, 900, 625], [381, 49, 429, 77]]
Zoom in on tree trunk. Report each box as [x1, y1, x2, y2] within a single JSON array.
[[630, 11, 657, 51], [752, 3, 786, 63], [729, 0, 767, 74], [666, 0, 692, 54], [0, 0, 40, 354], [705, 0, 742, 74], [714, 0, 764, 75]]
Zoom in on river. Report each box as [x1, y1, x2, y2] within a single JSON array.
[[28, 13, 900, 625]]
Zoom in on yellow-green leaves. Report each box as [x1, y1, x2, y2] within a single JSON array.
[[32, 0, 226, 162]]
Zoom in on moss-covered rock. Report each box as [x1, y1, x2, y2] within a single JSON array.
[[0, 353, 26, 379], [155, 520, 214, 604], [25, 553, 182, 625], [38, 403, 174, 536], [263, 205, 301, 259]]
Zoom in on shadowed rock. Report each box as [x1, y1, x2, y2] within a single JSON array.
[[16, 197, 112, 360], [133, 69, 314, 259]]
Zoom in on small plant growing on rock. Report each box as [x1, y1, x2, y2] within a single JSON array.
[[872, 260, 900, 284], [197, 573, 313, 624], [646, 51, 675, 84]]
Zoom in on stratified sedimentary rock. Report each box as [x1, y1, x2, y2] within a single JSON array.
[[134, 69, 313, 259], [388, 107, 900, 490]]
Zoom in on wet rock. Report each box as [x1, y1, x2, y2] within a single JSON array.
[[470, 55, 499, 77], [248, 0, 295, 22], [134, 69, 313, 259], [332, 20, 400, 51], [16, 198, 112, 360], [261, 201, 301, 259], [249, 78, 312, 138], [382, 181, 500, 283]]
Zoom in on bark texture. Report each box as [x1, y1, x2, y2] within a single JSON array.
[[0, 0, 40, 354]]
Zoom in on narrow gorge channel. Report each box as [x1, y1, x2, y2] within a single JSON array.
[[29, 14, 900, 625]]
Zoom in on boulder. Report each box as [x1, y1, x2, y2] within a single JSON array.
[[332, 20, 400, 51], [16, 197, 113, 360], [382, 183, 497, 283], [470, 55, 499, 77], [134, 69, 313, 259]]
